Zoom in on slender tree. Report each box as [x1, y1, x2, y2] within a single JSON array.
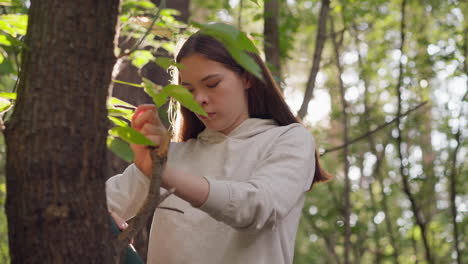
[[297, 0, 330, 120], [264, 0, 282, 85]]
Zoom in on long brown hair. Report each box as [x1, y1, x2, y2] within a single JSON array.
[[172, 31, 332, 188]]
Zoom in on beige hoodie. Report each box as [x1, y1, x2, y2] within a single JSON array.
[[106, 118, 316, 264]]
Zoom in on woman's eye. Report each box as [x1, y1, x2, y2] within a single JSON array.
[[206, 81, 220, 88]]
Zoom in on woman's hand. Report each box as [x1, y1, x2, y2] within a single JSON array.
[[131, 104, 167, 177]]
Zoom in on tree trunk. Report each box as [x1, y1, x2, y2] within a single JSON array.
[[264, 0, 282, 86], [4, 0, 120, 262], [330, 17, 352, 264], [297, 0, 330, 120], [108, 1, 191, 261]]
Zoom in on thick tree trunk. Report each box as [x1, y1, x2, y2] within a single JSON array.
[[4, 0, 120, 263]]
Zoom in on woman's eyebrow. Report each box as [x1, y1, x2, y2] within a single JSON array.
[[181, 74, 221, 86]]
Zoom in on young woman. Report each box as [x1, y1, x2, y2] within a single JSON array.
[[106, 28, 331, 264]]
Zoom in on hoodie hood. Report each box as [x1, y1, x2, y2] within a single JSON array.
[[197, 118, 278, 144]]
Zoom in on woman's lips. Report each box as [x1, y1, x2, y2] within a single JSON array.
[[198, 112, 216, 120]]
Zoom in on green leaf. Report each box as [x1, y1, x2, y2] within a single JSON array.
[[108, 97, 136, 109], [163, 84, 207, 116], [109, 126, 156, 146], [0, 15, 28, 36], [249, 0, 260, 7], [142, 77, 168, 107], [130, 50, 155, 69], [108, 108, 133, 121], [154, 57, 184, 69], [108, 116, 129, 127], [0, 35, 11, 46], [112, 79, 144, 88], [107, 137, 134, 163], [0, 97, 11, 112], [0, 92, 16, 100], [0, 52, 3, 64], [0, 0, 12, 6], [193, 22, 263, 81], [225, 43, 263, 80]]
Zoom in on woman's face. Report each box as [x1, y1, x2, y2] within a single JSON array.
[[179, 54, 250, 135]]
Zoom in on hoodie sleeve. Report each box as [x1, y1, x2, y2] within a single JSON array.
[[105, 164, 151, 220], [199, 125, 316, 231]]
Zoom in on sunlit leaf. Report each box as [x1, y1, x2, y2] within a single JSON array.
[[0, 14, 28, 36], [150, 25, 173, 38], [108, 97, 136, 109], [0, 35, 11, 46], [249, 0, 260, 7], [108, 108, 133, 120], [112, 79, 144, 88], [130, 50, 155, 69], [0, 97, 11, 112], [109, 126, 156, 146], [108, 116, 129, 127], [154, 57, 184, 69], [0, 0, 12, 6], [0, 92, 16, 100], [142, 77, 168, 107], [107, 136, 134, 163], [163, 84, 207, 116]]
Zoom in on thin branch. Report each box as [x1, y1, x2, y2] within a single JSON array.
[[118, 0, 167, 59], [237, 0, 243, 31], [297, 0, 330, 119], [114, 130, 173, 254], [321, 101, 428, 156], [309, 220, 342, 264]]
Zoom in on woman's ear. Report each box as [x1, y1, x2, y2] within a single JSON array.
[[242, 73, 253, 90]]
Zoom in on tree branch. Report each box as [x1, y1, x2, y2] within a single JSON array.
[[297, 0, 330, 119], [117, 0, 167, 59], [321, 101, 428, 156]]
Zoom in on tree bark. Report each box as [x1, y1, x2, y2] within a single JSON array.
[[297, 0, 330, 120], [264, 0, 282, 86], [4, 0, 120, 262], [394, 0, 433, 262], [330, 17, 352, 264], [108, 1, 191, 261]]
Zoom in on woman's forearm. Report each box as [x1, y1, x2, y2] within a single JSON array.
[[162, 167, 210, 207]]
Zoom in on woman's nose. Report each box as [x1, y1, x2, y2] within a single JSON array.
[[194, 91, 208, 105]]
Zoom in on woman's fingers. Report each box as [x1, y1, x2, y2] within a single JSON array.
[[133, 107, 163, 130], [109, 211, 128, 230]]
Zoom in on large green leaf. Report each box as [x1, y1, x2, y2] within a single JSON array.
[[107, 136, 134, 163], [142, 77, 168, 107], [0, 97, 11, 112], [193, 22, 263, 81], [0, 92, 16, 100], [108, 116, 129, 127], [109, 126, 156, 146], [0, 14, 28, 36], [108, 97, 136, 109], [163, 84, 207, 116], [0, 35, 11, 46]]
